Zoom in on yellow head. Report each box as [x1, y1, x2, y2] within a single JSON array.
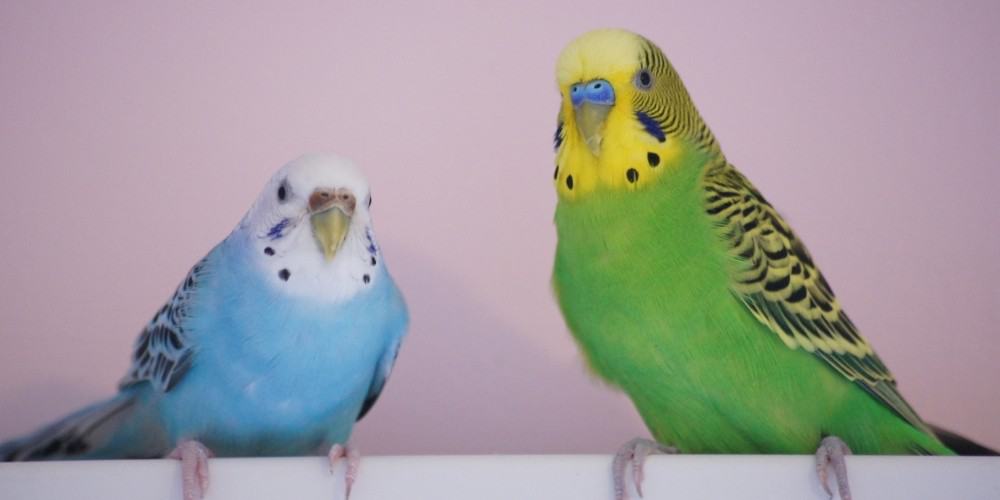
[[553, 29, 718, 200]]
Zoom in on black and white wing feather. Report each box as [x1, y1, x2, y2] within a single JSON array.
[[118, 259, 207, 393]]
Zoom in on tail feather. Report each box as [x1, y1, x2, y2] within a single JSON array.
[[1, 394, 137, 461], [931, 424, 999, 456]]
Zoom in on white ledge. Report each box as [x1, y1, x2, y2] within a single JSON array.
[[1, 454, 999, 499]]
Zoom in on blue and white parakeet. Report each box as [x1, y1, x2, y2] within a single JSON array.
[[1, 153, 409, 500]]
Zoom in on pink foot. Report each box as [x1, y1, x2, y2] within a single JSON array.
[[613, 437, 677, 500], [328, 443, 361, 499], [168, 440, 214, 500], [815, 435, 853, 500]]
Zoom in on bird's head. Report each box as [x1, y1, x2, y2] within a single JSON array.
[[238, 153, 383, 301], [554, 29, 718, 200]]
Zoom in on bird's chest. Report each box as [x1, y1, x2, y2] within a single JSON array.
[[553, 183, 737, 388], [161, 307, 387, 454], [215, 337, 373, 421]]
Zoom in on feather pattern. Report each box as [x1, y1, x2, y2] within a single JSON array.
[[119, 259, 206, 392], [701, 159, 931, 434]]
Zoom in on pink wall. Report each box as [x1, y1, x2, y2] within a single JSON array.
[[1, 1, 998, 453]]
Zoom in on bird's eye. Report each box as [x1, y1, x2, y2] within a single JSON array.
[[277, 181, 288, 202], [635, 69, 653, 90]]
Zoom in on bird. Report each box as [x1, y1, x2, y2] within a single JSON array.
[[550, 28, 993, 500], [1, 153, 409, 500]]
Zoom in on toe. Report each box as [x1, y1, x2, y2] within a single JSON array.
[[815, 436, 853, 500]]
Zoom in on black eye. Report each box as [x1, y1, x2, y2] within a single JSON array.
[[277, 182, 287, 202], [635, 69, 653, 90]]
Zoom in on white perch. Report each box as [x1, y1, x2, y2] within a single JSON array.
[[1, 454, 999, 499]]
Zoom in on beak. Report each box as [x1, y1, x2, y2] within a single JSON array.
[[570, 79, 615, 156], [575, 102, 612, 155], [309, 188, 356, 262]]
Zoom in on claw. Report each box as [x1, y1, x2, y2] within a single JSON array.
[[815, 435, 853, 500], [168, 440, 214, 500], [328, 443, 361, 499], [612, 437, 677, 500]]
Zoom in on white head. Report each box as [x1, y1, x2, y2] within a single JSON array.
[[237, 153, 383, 303]]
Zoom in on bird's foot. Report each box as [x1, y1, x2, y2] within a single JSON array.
[[328, 443, 361, 499], [613, 437, 677, 500], [815, 435, 853, 500], [168, 440, 214, 500]]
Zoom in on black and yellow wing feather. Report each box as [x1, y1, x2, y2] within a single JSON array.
[[702, 160, 931, 435]]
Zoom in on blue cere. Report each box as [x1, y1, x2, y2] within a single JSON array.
[[569, 83, 585, 106], [583, 79, 615, 106]]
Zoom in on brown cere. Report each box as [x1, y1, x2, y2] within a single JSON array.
[[309, 188, 356, 215]]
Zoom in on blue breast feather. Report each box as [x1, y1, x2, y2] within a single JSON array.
[[151, 239, 408, 456]]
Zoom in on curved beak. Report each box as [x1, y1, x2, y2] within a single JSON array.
[[309, 188, 355, 262], [575, 102, 612, 156], [571, 78, 616, 156]]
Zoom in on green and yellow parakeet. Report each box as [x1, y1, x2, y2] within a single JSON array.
[[551, 29, 974, 499]]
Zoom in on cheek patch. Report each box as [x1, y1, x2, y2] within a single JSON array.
[[267, 218, 291, 240], [635, 111, 666, 142]]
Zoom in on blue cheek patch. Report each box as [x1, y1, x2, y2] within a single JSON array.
[[583, 79, 615, 105], [365, 227, 378, 255], [635, 111, 666, 142], [267, 218, 291, 240]]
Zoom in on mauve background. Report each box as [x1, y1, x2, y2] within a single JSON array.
[[1, 1, 998, 453]]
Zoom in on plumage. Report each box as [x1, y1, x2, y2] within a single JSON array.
[[1, 153, 408, 463], [551, 28, 952, 457]]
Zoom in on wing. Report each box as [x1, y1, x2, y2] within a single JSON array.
[[356, 338, 402, 422], [702, 160, 931, 434], [118, 258, 208, 393]]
